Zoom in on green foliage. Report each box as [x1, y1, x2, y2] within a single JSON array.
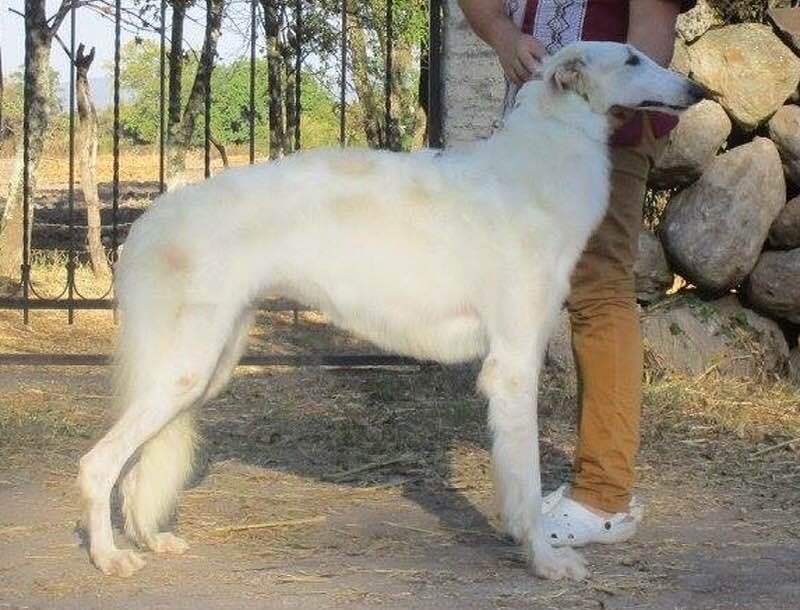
[[209, 61, 268, 146], [114, 39, 346, 150], [3, 0, 430, 155], [2, 68, 63, 146], [117, 39, 195, 144]]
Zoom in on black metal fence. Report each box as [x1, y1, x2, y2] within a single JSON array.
[[0, 0, 443, 367]]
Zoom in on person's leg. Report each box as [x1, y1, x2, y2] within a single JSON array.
[[565, 123, 661, 515]]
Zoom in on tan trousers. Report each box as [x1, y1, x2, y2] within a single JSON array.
[[566, 120, 664, 514]]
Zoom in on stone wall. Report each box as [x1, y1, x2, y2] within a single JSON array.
[[441, 0, 505, 146], [440, 1, 800, 381]]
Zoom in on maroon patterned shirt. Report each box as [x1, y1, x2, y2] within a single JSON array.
[[505, 0, 696, 146]]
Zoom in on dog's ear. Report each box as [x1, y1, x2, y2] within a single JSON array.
[[548, 57, 587, 94]]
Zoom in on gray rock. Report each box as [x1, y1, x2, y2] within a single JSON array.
[[660, 137, 786, 293], [688, 24, 800, 130], [442, 0, 505, 146], [676, 0, 723, 42], [789, 346, 800, 386], [769, 194, 800, 249], [768, 104, 800, 186], [768, 7, 800, 55], [545, 310, 577, 396], [649, 100, 731, 189], [641, 294, 789, 377], [635, 231, 673, 303], [745, 249, 800, 323], [670, 38, 692, 76], [546, 309, 575, 375]]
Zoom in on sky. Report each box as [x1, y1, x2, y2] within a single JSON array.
[[2, 0, 258, 81]]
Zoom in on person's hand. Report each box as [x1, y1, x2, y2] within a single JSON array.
[[492, 29, 547, 84], [609, 106, 638, 130]]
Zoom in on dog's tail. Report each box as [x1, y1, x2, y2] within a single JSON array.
[[113, 219, 200, 545], [120, 411, 197, 544]]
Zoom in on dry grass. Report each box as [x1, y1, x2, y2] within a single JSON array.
[[645, 374, 800, 445], [1, 306, 798, 608], [2, 299, 799, 459], [0, 147, 262, 190], [25, 249, 115, 300]]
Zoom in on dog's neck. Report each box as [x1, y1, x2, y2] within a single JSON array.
[[507, 81, 609, 144], [464, 81, 612, 258], [471, 82, 610, 187]]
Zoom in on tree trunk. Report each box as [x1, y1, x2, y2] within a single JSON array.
[[208, 133, 229, 167], [167, 0, 225, 179], [167, 0, 187, 131], [75, 44, 110, 279], [0, 7, 53, 288], [261, 0, 286, 160], [283, 48, 296, 154], [349, 23, 383, 148], [418, 39, 429, 144], [0, 35, 4, 143]]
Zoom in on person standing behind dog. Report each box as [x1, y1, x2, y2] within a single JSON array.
[[459, 0, 695, 545]]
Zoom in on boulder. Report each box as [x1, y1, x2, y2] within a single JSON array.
[[768, 7, 800, 55], [649, 100, 731, 189], [634, 230, 673, 303], [660, 137, 786, 293], [676, 0, 723, 42], [641, 294, 789, 378], [670, 38, 692, 76], [745, 249, 800, 324], [790, 346, 800, 386], [768, 104, 800, 186], [769, 194, 800, 249], [688, 24, 800, 130]]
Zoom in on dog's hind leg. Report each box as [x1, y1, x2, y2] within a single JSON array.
[[78, 304, 237, 576], [203, 308, 255, 401], [479, 302, 587, 581], [120, 308, 255, 553]]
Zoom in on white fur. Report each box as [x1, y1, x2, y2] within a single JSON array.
[[77, 42, 700, 580]]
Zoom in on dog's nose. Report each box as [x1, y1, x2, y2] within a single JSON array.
[[687, 81, 708, 103]]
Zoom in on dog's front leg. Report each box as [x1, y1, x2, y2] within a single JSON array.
[[478, 350, 587, 580]]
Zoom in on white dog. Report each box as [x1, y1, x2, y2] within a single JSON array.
[[78, 42, 703, 580]]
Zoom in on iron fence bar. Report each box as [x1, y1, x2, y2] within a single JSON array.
[[67, 5, 76, 324], [0, 297, 310, 312], [0, 353, 426, 367], [112, 0, 121, 265], [204, 0, 212, 179], [384, 0, 393, 149], [427, 0, 442, 148], [21, 3, 30, 325], [249, 0, 256, 164], [339, 0, 347, 146], [294, 0, 302, 151], [159, 0, 166, 193]]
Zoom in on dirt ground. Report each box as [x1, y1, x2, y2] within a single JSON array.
[[1, 310, 799, 610]]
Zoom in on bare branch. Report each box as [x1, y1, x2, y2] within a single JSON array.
[[52, 31, 74, 63], [94, 0, 160, 32], [49, 0, 95, 34]]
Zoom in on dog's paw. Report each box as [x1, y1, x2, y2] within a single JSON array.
[[149, 532, 189, 555], [532, 546, 588, 581], [92, 548, 146, 577], [500, 518, 526, 545]]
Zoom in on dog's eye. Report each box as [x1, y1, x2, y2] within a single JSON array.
[[625, 54, 640, 66]]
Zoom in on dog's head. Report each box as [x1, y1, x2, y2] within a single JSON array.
[[539, 41, 705, 115]]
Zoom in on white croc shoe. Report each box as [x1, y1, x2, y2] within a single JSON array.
[[542, 486, 644, 548], [542, 484, 570, 513]]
